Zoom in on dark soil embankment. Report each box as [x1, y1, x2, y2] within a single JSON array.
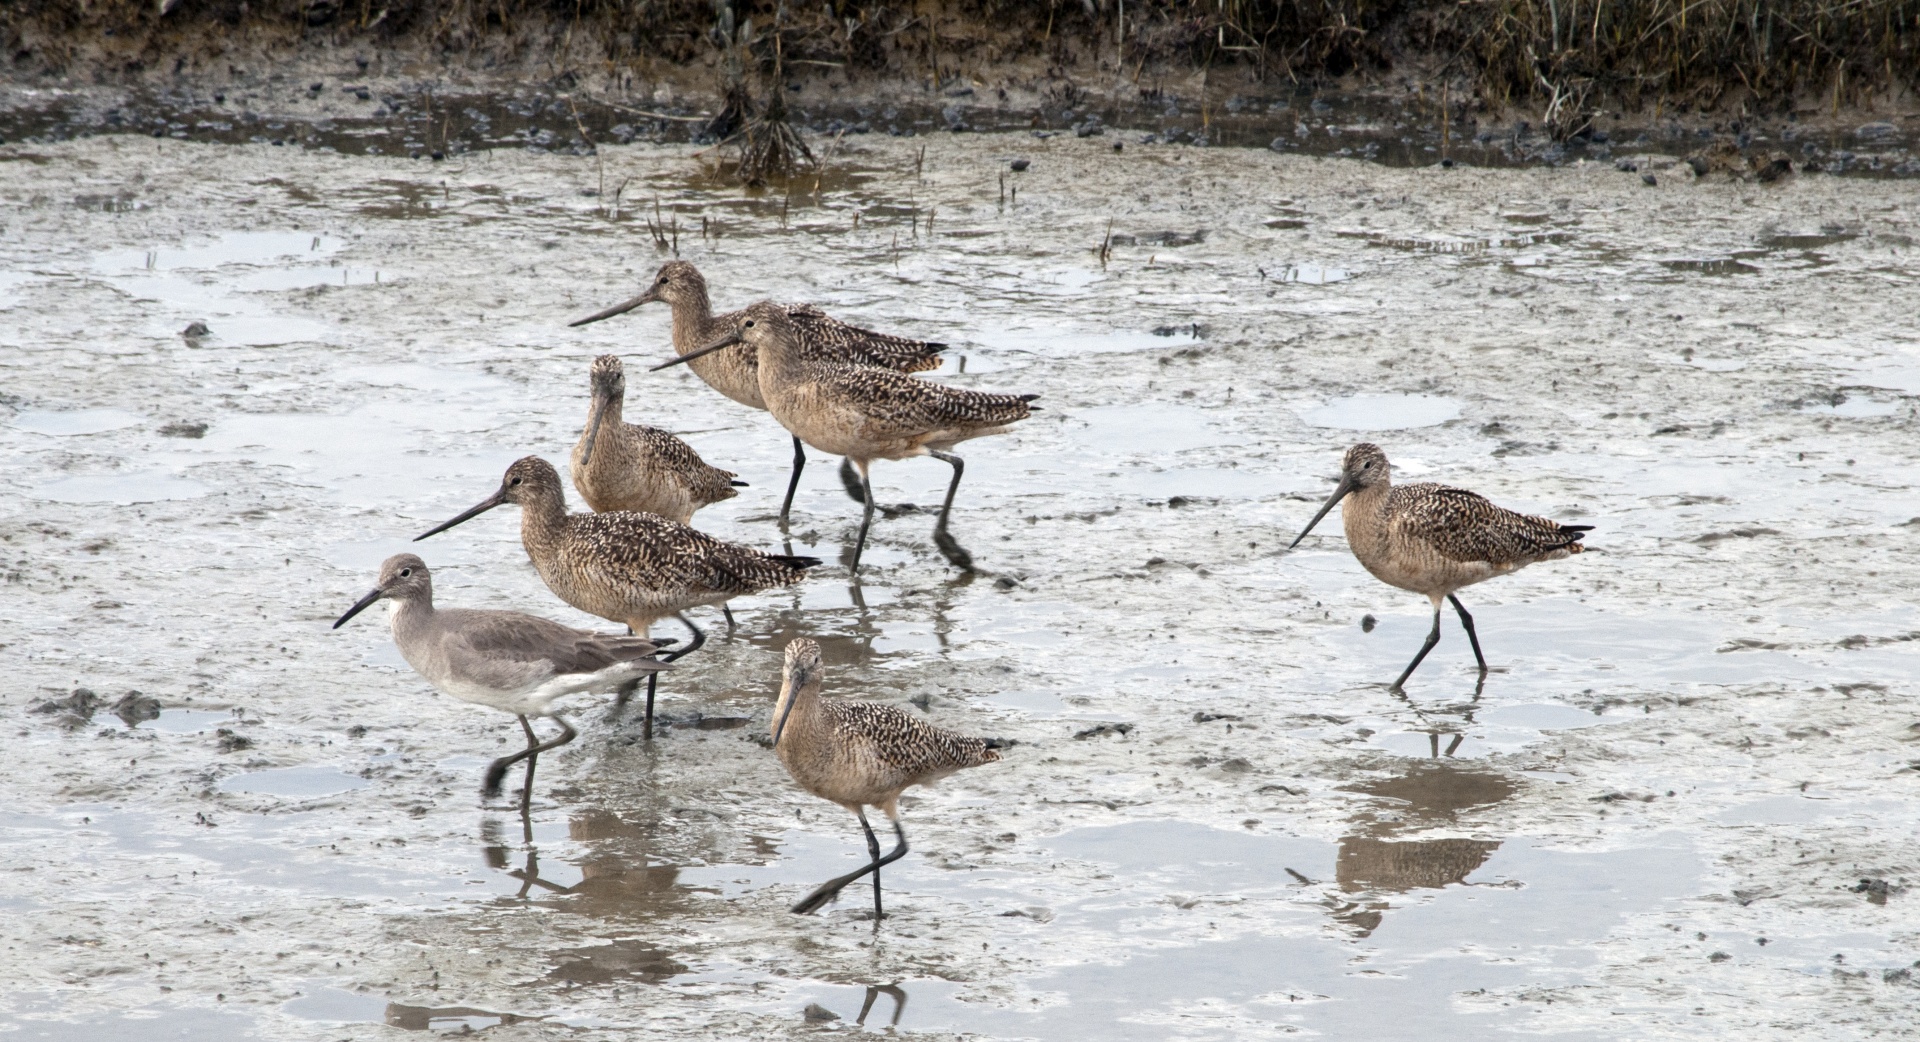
[[4, 2, 1918, 174]]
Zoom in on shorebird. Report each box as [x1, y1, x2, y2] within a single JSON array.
[[332, 553, 671, 810], [573, 353, 746, 526], [1289, 443, 1592, 691], [657, 302, 1037, 573], [770, 639, 1004, 918], [569, 260, 945, 523], [414, 456, 820, 737]]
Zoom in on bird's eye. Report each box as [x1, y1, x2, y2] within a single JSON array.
[[658, 276, 669, 284], [745, 320, 756, 328], [399, 568, 412, 577], [510, 477, 523, 486]]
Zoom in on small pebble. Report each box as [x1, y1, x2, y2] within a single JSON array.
[[1009, 158, 1030, 172], [1641, 172, 1658, 186]]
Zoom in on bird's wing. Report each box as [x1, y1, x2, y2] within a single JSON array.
[[1393, 484, 1586, 565], [827, 700, 1000, 774], [632, 425, 740, 492], [439, 609, 662, 685], [573, 511, 806, 596], [816, 364, 1034, 438], [784, 303, 944, 372]]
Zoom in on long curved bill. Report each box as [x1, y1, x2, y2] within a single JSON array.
[[1289, 474, 1354, 549], [333, 588, 384, 629], [414, 488, 507, 542], [651, 328, 741, 371], [568, 288, 657, 328], [578, 393, 611, 467], [771, 661, 815, 746]]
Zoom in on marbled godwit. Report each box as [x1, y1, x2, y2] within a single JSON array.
[[569, 260, 945, 523], [658, 303, 1037, 573], [770, 639, 1003, 918], [414, 456, 820, 737], [572, 353, 745, 525], [331, 554, 670, 809], [1289, 443, 1592, 691]]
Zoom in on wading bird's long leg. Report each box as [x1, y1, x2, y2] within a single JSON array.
[[1448, 594, 1488, 673], [483, 714, 578, 804], [927, 450, 974, 571], [850, 464, 877, 572], [856, 986, 907, 1029], [859, 810, 886, 920], [722, 604, 737, 631], [639, 613, 708, 741], [779, 435, 808, 526], [839, 457, 867, 505], [1390, 605, 1445, 692], [791, 817, 909, 916]]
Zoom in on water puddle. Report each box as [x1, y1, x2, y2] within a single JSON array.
[[85, 230, 351, 346], [32, 470, 211, 504], [0, 1001, 258, 1042], [8, 407, 145, 435], [842, 816, 1701, 1040], [1296, 394, 1463, 430], [991, 325, 1205, 358], [1271, 263, 1353, 284], [218, 767, 369, 798], [144, 708, 244, 733]]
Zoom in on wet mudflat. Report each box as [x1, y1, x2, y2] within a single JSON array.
[[1, 130, 1917, 1039]]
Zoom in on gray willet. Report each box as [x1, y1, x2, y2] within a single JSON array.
[[573, 353, 746, 525], [770, 639, 1004, 918], [332, 554, 671, 810], [658, 302, 1036, 573], [1289, 443, 1592, 691], [414, 456, 820, 738], [570, 260, 945, 524]]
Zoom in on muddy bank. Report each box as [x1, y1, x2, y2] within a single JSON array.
[[2, 129, 1919, 1039], [5, 2, 1920, 178]]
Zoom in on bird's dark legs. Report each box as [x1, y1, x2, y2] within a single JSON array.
[[927, 449, 973, 571], [850, 463, 877, 572], [839, 457, 866, 504], [722, 604, 736, 631], [860, 810, 885, 920], [856, 985, 907, 1028], [639, 613, 707, 741], [1390, 605, 1444, 692], [779, 435, 808, 526], [790, 816, 909, 916], [1448, 594, 1488, 674], [483, 714, 578, 807], [517, 715, 540, 814]]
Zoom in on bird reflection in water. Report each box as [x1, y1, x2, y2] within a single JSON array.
[[479, 810, 709, 920], [383, 1001, 541, 1031], [1323, 761, 1518, 936]]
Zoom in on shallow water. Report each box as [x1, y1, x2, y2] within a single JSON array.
[[2, 132, 1917, 1040]]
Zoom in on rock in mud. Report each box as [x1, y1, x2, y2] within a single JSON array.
[[159, 420, 208, 438], [30, 688, 100, 729], [1074, 722, 1133, 740], [180, 320, 211, 339], [111, 690, 161, 726], [215, 727, 253, 752], [802, 1002, 840, 1022]]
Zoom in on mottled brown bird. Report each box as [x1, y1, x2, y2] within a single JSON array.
[[415, 456, 820, 736], [769, 638, 1004, 918], [570, 260, 945, 522], [572, 353, 745, 525], [659, 302, 1037, 573], [331, 554, 671, 810], [1290, 443, 1592, 691]]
